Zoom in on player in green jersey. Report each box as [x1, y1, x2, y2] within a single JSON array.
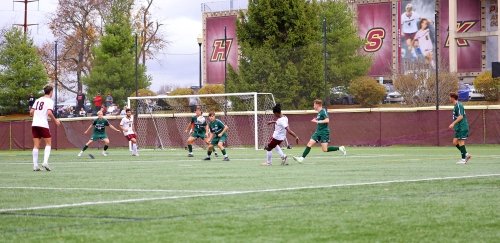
[[293, 99, 346, 163], [204, 111, 230, 161], [78, 110, 121, 157], [184, 106, 218, 157], [449, 92, 471, 164]]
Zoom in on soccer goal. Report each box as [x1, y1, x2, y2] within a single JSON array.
[[127, 92, 276, 150]]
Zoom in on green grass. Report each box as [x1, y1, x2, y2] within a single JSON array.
[[0, 146, 499, 242]]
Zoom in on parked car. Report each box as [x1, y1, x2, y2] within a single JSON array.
[[458, 83, 470, 102], [468, 84, 485, 101], [383, 84, 404, 103], [330, 86, 356, 105]]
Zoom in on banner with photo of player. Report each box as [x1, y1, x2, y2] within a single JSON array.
[[358, 2, 393, 76], [440, 0, 481, 73], [486, 0, 499, 69], [205, 15, 239, 85], [399, 0, 436, 72]]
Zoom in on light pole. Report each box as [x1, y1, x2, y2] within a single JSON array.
[[135, 33, 138, 98], [197, 34, 203, 89]]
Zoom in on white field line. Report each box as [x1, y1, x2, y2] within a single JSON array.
[[0, 174, 499, 213], [0, 186, 228, 194]]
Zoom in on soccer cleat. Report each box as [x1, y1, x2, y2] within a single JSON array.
[[188, 154, 194, 157], [88, 154, 95, 159], [223, 157, 230, 161], [281, 155, 288, 166], [456, 159, 467, 165], [41, 163, 51, 171], [339, 146, 347, 156], [102, 151, 108, 156], [292, 156, 304, 163], [465, 153, 472, 163], [33, 166, 41, 171], [78, 151, 83, 157], [214, 152, 219, 157], [261, 161, 272, 166], [203, 157, 211, 161]]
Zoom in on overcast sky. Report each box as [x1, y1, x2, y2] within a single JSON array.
[[0, 0, 246, 95]]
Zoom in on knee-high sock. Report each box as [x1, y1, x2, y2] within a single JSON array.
[[32, 148, 39, 167], [187, 144, 192, 153], [266, 151, 272, 163], [132, 143, 138, 154], [460, 145, 467, 159], [43, 146, 51, 164], [274, 146, 285, 157], [302, 146, 311, 158], [327, 146, 339, 152]]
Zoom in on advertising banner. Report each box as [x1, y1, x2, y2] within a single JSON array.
[[399, 0, 436, 72], [358, 2, 393, 76], [486, 0, 498, 69], [440, 0, 482, 73], [205, 15, 239, 85]]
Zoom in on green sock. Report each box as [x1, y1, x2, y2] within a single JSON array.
[[327, 146, 339, 152], [455, 144, 460, 151], [104, 145, 108, 151], [188, 145, 192, 153], [302, 146, 311, 158], [460, 145, 467, 159], [207, 150, 212, 156], [221, 149, 226, 156], [82, 145, 88, 151]]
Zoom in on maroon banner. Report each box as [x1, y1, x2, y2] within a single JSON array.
[[440, 0, 481, 73], [358, 3, 392, 76], [205, 15, 239, 84]]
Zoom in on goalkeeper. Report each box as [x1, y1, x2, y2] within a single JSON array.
[[184, 106, 217, 157]]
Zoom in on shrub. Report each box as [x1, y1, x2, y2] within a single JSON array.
[[474, 71, 499, 101], [199, 84, 225, 112], [348, 76, 386, 107], [168, 88, 194, 109]]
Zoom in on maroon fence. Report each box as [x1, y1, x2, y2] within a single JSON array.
[[1, 108, 499, 150]]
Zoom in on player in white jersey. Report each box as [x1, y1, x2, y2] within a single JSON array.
[[413, 18, 435, 67], [30, 85, 60, 171], [262, 104, 299, 166], [401, 3, 421, 57], [120, 108, 139, 156]]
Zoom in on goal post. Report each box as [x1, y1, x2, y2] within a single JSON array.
[[127, 92, 276, 150]]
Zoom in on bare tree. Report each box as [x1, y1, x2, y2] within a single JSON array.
[[43, 0, 105, 94], [394, 60, 458, 107], [133, 0, 168, 65]]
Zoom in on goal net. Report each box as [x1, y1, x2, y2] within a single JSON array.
[[127, 92, 276, 150]]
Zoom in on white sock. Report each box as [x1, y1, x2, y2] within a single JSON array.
[[275, 146, 285, 157], [43, 146, 51, 164], [32, 148, 39, 167], [132, 144, 138, 154], [266, 151, 272, 163]]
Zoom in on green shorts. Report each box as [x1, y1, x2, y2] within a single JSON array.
[[454, 128, 469, 140], [311, 131, 330, 143], [211, 134, 228, 145], [91, 133, 108, 141], [191, 131, 207, 139]]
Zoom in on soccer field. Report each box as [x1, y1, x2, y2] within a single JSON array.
[[0, 146, 499, 242]]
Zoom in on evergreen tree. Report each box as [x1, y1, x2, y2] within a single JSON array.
[[0, 28, 48, 113], [83, 0, 150, 106], [229, 0, 370, 109], [320, 1, 371, 87]]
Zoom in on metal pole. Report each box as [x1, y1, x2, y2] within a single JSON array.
[[435, 10, 440, 146], [435, 11, 439, 111], [199, 42, 202, 88], [224, 26, 227, 93], [135, 34, 138, 98], [54, 40, 58, 150], [323, 17, 329, 106], [54, 41, 58, 118]]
